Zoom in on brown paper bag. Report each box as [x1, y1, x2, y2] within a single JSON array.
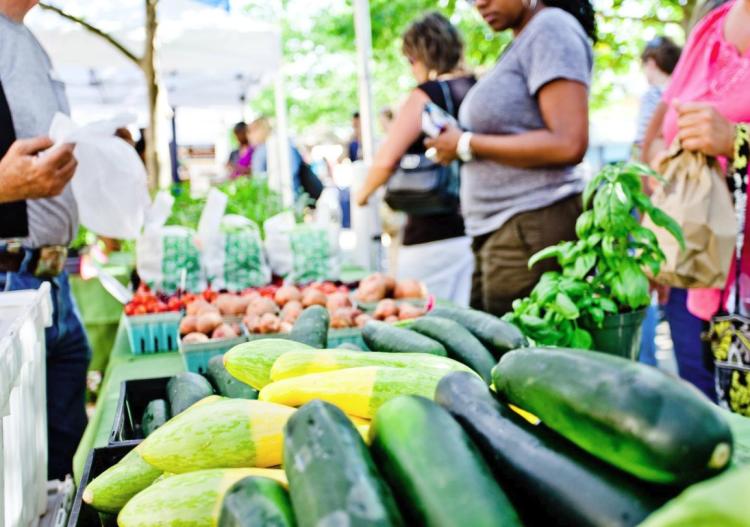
[[643, 140, 737, 289]]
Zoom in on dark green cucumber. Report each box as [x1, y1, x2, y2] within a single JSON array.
[[369, 395, 521, 527], [207, 355, 258, 399], [428, 306, 527, 358], [410, 316, 495, 382], [289, 305, 329, 348], [218, 476, 296, 527], [494, 348, 734, 485], [284, 400, 404, 527], [166, 372, 214, 416], [362, 320, 446, 356], [141, 399, 170, 438], [436, 371, 676, 527], [337, 342, 364, 351]]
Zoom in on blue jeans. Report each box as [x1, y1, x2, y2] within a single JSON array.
[[664, 288, 715, 402], [1, 268, 91, 479], [639, 302, 660, 367]]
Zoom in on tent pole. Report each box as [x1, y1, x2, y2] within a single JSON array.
[[273, 1, 293, 208], [352, 0, 381, 272]]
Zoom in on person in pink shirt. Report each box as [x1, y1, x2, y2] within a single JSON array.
[[643, 0, 750, 400]]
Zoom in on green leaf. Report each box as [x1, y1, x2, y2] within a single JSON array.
[[583, 171, 606, 209], [571, 252, 597, 280], [559, 277, 590, 298], [593, 182, 632, 235], [532, 277, 559, 303], [570, 327, 594, 350], [528, 245, 562, 269], [520, 314, 548, 330], [647, 207, 686, 251], [576, 210, 595, 239], [598, 297, 618, 313], [554, 292, 580, 320], [588, 306, 605, 327], [620, 261, 651, 309], [586, 232, 603, 248]]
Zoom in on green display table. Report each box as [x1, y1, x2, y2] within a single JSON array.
[[72, 318, 185, 482], [70, 252, 135, 373]]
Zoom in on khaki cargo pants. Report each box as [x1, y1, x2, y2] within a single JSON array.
[[470, 194, 582, 317]]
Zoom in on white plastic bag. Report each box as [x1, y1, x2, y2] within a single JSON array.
[[49, 112, 150, 239], [264, 211, 296, 277]]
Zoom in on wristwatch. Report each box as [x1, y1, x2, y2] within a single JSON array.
[[457, 132, 474, 162]]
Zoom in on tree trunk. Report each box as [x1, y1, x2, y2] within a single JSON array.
[[143, 0, 160, 190]]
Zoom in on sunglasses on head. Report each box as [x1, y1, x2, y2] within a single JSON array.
[[646, 36, 665, 49]]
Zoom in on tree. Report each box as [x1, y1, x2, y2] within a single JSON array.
[[245, 0, 712, 136], [39, 1, 162, 189]]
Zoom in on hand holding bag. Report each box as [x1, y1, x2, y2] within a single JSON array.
[[707, 124, 750, 416], [642, 138, 737, 288], [384, 81, 460, 217]]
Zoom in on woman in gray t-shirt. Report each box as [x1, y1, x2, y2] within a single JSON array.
[[427, 0, 595, 317]]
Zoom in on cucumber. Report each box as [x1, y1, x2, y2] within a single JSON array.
[[118, 468, 288, 527], [141, 399, 170, 438], [410, 316, 495, 382], [428, 306, 527, 358], [218, 476, 296, 527], [494, 348, 734, 485], [369, 395, 521, 527], [284, 400, 404, 527], [289, 305, 329, 348], [83, 447, 162, 513], [362, 320, 447, 356], [166, 372, 214, 416], [337, 342, 364, 351], [436, 371, 675, 527], [207, 355, 258, 399], [139, 398, 295, 473]]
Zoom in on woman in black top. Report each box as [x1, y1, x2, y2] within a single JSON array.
[[356, 12, 476, 305]]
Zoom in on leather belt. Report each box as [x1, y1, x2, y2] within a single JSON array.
[[0, 245, 68, 278]]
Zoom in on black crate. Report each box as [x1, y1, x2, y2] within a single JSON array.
[[68, 443, 138, 527], [109, 377, 171, 446]]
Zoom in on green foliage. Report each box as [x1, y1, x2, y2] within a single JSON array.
[[240, 0, 705, 132], [504, 163, 684, 349]]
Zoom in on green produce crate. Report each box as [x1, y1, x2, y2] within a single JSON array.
[[180, 334, 249, 375], [109, 377, 170, 446], [327, 328, 369, 350], [125, 312, 181, 355]]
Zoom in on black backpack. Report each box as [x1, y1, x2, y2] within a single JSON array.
[[0, 80, 29, 238]]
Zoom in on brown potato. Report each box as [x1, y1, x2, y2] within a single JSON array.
[[326, 292, 352, 312], [280, 300, 303, 323], [182, 332, 209, 344], [280, 321, 294, 333], [243, 314, 261, 334], [214, 294, 240, 316], [331, 307, 356, 329], [374, 299, 398, 321], [398, 303, 425, 321], [354, 313, 372, 328], [186, 299, 211, 316], [395, 279, 426, 299], [258, 313, 281, 334], [246, 297, 278, 317], [196, 311, 223, 335], [212, 323, 238, 340], [179, 315, 198, 336], [384, 315, 399, 323], [274, 285, 302, 308], [301, 288, 327, 308], [355, 273, 387, 303]]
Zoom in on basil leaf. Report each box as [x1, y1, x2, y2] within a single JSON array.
[[528, 245, 562, 269], [647, 207, 686, 251], [576, 210, 595, 238], [598, 297, 618, 313], [571, 252, 597, 280], [554, 292, 580, 320], [620, 261, 651, 309], [570, 327, 594, 350]]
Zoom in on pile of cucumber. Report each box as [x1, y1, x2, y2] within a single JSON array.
[[85, 305, 737, 527]]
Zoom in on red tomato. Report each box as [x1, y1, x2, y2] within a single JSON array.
[[125, 304, 136, 316], [167, 297, 181, 311], [134, 305, 147, 315]]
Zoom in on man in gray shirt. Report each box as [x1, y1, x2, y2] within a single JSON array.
[[0, 0, 90, 480]]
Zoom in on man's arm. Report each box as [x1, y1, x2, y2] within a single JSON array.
[[0, 137, 77, 203]]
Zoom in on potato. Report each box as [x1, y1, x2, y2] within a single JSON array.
[[179, 315, 198, 336], [355, 313, 372, 328], [374, 299, 398, 321], [246, 297, 278, 317], [384, 275, 397, 297], [233, 294, 255, 314], [280, 300, 303, 323], [395, 279, 426, 299], [211, 323, 238, 340], [182, 332, 209, 344], [384, 315, 399, 323], [356, 273, 388, 303], [243, 314, 261, 334], [214, 294, 240, 316], [398, 303, 425, 321], [197, 303, 221, 316], [280, 321, 294, 333], [196, 311, 223, 335], [258, 313, 281, 334], [331, 307, 356, 329], [274, 285, 302, 308], [301, 288, 327, 308], [326, 292, 352, 312], [186, 299, 212, 316]]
